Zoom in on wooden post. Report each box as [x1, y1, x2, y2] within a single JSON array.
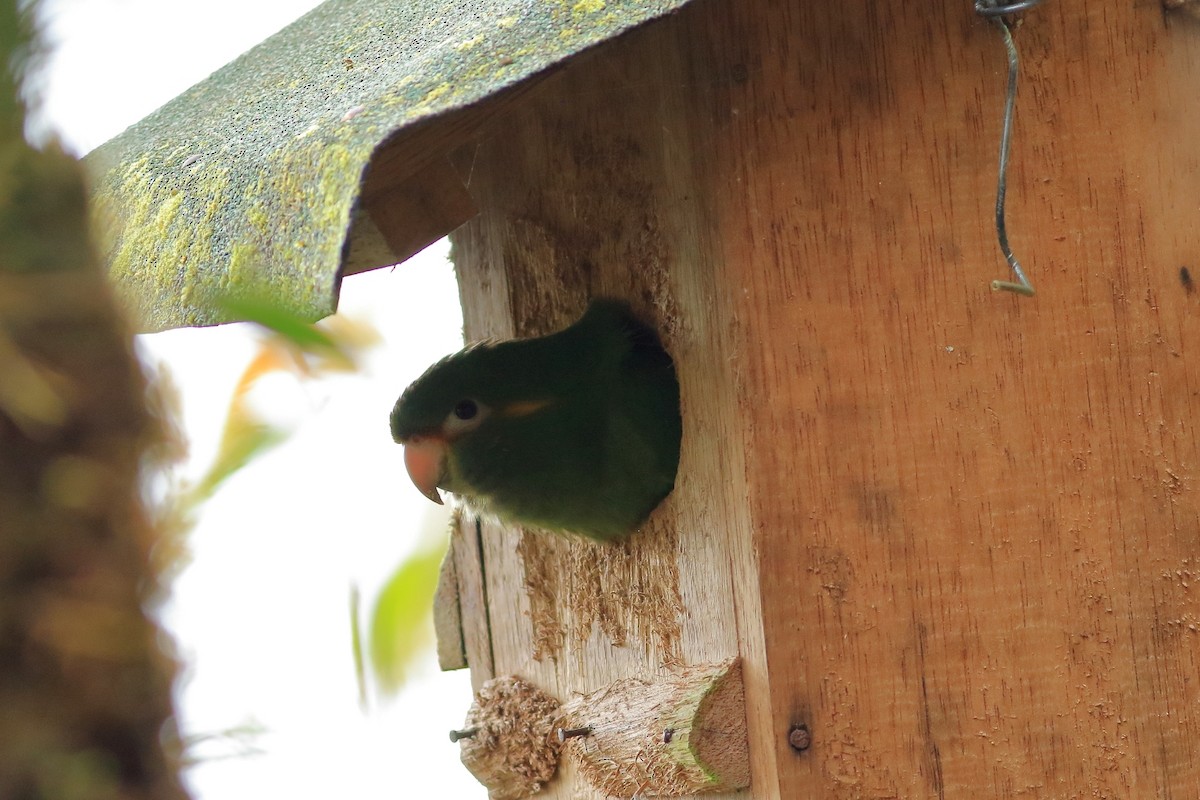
[[446, 0, 1200, 796], [453, 661, 747, 799], [559, 658, 749, 797]]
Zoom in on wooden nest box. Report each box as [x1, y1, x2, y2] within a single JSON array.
[[88, 0, 1200, 796]]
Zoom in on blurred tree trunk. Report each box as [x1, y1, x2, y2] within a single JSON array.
[[0, 6, 188, 799]]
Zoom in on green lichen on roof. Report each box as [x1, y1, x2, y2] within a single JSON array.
[[85, 0, 694, 332]]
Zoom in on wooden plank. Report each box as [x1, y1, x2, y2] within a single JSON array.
[[432, 544, 467, 671], [447, 29, 753, 800], [686, 0, 1200, 797], [356, 156, 478, 275], [447, 0, 1200, 796], [451, 510, 495, 689]]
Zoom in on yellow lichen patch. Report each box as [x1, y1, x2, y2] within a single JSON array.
[[210, 136, 363, 316], [497, 15, 518, 28], [573, 0, 605, 14], [456, 34, 485, 51], [313, 143, 359, 230], [153, 192, 185, 232], [245, 202, 271, 237], [91, 150, 239, 328], [418, 83, 452, 108], [227, 241, 266, 292], [99, 157, 158, 283]]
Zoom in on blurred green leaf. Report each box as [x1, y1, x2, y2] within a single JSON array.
[[366, 522, 449, 698], [192, 420, 287, 503], [214, 291, 381, 374], [216, 294, 339, 353], [186, 345, 291, 504]]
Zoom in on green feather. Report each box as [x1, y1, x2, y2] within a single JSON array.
[[391, 299, 681, 540]]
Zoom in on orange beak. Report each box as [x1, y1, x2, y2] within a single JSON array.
[[403, 435, 447, 505]]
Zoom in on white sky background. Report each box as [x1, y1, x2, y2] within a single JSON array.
[[33, 1, 484, 798]]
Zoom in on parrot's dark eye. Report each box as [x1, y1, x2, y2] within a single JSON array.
[[443, 398, 489, 436]]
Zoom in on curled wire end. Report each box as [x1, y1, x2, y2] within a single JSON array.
[[991, 279, 1036, 296]]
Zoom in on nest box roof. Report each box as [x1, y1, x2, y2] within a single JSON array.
[[85, 0, 693, 332]]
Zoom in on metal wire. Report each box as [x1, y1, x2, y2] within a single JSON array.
[[976, 0, 1044, 16], [976, 0, 1044, 296]]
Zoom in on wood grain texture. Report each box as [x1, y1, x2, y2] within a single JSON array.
[[445, 0, 1200, 796]]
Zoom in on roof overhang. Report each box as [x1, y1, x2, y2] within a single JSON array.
[[84, 0, 694, 332]]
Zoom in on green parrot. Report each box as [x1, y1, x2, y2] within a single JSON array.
[[390, 299, 682, 541]]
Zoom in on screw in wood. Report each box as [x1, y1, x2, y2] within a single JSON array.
[[557, 726, 593, 743], [449, 727, 479, 743], [787, 724, 811, 753]]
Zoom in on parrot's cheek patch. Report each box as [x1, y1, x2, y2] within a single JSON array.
[[499, 398, 553, 418], [403, 436, 447, 505]]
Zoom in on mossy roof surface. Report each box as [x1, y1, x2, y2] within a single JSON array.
[[85, 0, 693, 332]]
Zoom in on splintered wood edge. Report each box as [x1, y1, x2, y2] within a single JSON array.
[[559, 657, 749, 797]]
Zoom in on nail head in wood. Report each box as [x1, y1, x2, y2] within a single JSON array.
[[788, 723, 811, 753]]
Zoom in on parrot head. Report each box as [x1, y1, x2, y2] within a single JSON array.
[[389, 341, 553, 506]]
